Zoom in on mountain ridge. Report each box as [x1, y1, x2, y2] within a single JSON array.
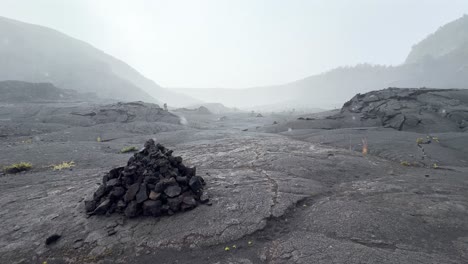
[[0, 16, 199, 106], [175, 15, 468, 109]]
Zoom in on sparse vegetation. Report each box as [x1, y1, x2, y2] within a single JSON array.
[[52, 161, 75, 171], [417, 136, 440, 145], [120, 146, 138, 153], [21, 138, 32, 144], [400, 161, 411, 166], [4, 162, 32, 174]]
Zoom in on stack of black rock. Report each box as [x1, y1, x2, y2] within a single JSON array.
[[85, 139, 209, 218]]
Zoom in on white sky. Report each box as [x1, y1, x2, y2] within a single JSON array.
[[0, 0, 467, 88]]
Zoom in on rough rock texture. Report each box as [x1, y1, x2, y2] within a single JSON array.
[[0, 101, 184, 137], [85, 139, 207, 218], [340, 88, 468, 132], [73, 101, 180, 124], [1, 94, 468, 263]]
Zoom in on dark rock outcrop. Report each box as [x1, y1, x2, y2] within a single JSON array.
[[85, 139, 208, 218], [0, 80, 95, 102], [173, 106, 212, 115], [339, 88, 468, 132], [71, 101, 181, 124]]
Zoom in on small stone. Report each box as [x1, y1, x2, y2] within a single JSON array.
[[176, 176, 188, 184], [142, 200, 162, 216], [154, 178, 176, 192], [186, 166, 196, 177], [145, 176, 158, 184], [136, 184, 148, 204], [110, 187, 125, 200], [84, 200, 97, 213], [106, 178, 120, 188], [93, 199, 111, 215], [149, 191, 161, 201], [124, 201, 138, 218], [199, 192, 210, 204], [102, 174, 109, 185], [93, 185, 106, 200], [124, 183, 140, 202], [45, 234, 61, 245], [167, 197, 182, 212], [189, 176, 203, 193], [181, 196, 197, 211], [117, 200, 126, 210], [164, 185, 182, 198], [109, 167, 124, 179]]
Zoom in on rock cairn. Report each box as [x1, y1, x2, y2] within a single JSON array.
[[85, 139, 209, 218]]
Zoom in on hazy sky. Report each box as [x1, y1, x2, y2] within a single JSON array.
[[0, 0, 467, 88]]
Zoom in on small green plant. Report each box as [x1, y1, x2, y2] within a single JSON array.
[[400, 161, 411, 166], [96, 136, 101, 142], [433, 163, 439, 169], [52, 161, 75, 171], [120, 146, 138, 153], [21, 138, 32, 144], [4, 162, 32, 174], [416, 138, 425, 144]]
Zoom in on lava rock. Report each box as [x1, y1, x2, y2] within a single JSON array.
[[124, 183, 140, 202], [106, 178, 120, 188], [93, 185, 106, 200], [143, 200, 162, 216], [93, 199, 111, 215], [164, 185, 182, 198], [45, 234, 61, 245], [199, 191, 210, 204], [84, 200, 97, 213], [110, 187, 125, 200], [109, 167, 124, 179], [149, 191, 161, 201], [167, 197, 182, 212], [124, 201, 138, 218], [181, 196, 197, 211], [189, 176, 204, 193], [135, 184, 148, 204], [86, 139, 207, 218]]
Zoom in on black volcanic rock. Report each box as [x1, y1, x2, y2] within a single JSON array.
[[0, 81, 93, 102], [173, 106, 212, 115], [339, 88, 468, 132], [85, 139, 208, 218]]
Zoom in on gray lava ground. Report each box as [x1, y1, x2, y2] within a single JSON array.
[[0, 97, 467, 264]]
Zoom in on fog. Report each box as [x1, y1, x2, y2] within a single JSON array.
[[0, 1, 467, 109]]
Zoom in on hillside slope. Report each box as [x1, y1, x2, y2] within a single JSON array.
[[0, 16, 198, 106]]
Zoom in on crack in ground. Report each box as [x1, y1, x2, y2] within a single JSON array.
[[261, 170, 279, 215]]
